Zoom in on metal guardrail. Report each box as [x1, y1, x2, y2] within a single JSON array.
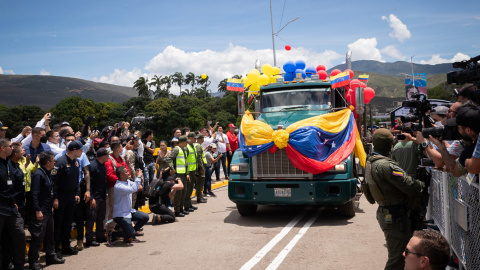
[[428, 169, 480, 270]]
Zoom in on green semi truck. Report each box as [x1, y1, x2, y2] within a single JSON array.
[[228, 75, 364, 217]]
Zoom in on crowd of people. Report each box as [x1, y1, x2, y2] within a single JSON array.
[[364, 83, 480, 270], [0, 115, 239, 270]]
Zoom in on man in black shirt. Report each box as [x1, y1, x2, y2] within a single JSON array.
[[150, 176, 184, 225], [52, 140, 83, 255], [0, 138, 26, 270], [29, 151, 65, 269], [85, 148, 109, 246]]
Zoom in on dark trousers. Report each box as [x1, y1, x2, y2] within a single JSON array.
[[54, 199, 76, 250], [204, 166, 212, 193], [214, 153, 228, 179], [74, 182, 86, 240], [112, 211, 149, 239], [150, 204, 175, 223], [28, 213, 55, 263], [0, 213, 26, 270], [227, 151, 233, 176], [85, 199, 106, 242], [184, 172, 196, 209]]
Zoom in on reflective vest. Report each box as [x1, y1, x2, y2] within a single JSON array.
[[175, 146, 187, 174], [186, 144, 197, 172], [194, 143, 207, 165]]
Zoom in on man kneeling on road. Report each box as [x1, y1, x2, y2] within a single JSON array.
[[107, 166, 149, 245]]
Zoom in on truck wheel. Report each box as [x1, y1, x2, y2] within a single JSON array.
[[236, 204, 258, 216], [337, 200, 356, 217]]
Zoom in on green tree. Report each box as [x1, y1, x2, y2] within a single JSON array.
[[149, 75, 163, 91], [160, 75, 172, 96], [171, 72, 184, 95], [428, 83, 455, 101], [218, 78, 227, 92], [133, 76, 150, 98], [185, 72, 196, 91]]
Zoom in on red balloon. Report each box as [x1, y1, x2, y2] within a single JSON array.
[[316, 65, 326, 72], [350, 79, 361, 91], [317, 70, 328, 80], [330, 69, 341, 77], [346, 89, 356, 107], [360, 82, 367, 89], [285, 45, 291, 51], [345, 69, 354, 79], [364, 87, 375, 104]]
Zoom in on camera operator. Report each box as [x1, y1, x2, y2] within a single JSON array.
[[427, 105, 479, 177]]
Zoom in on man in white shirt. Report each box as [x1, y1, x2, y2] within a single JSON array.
[[46, 130, 63, 155], [199, 127, 216, 149], [214, 126, 232, 180]]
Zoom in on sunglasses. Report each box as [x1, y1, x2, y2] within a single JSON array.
[[404, 248, 423, 257]]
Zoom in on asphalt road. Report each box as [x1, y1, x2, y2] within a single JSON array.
[[46, 185, 388, 270]]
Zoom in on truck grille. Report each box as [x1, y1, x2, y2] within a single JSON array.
[[252, 148, 312, 179]]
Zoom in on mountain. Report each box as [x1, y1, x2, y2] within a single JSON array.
[[328, 60, 461, 77], [0, 74, 136, 109]]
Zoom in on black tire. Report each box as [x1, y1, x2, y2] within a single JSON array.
[[236, 204, 258, 216], [337, 200, 356, 217]]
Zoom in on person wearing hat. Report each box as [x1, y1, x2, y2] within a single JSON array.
[[430, 106, 448, 127], [51, 140, 84, 255], [193, 133, 207, 204], [226, 123, 239, 177], [85, 148, 110, 247], [0, 121, 7, 139], [365, 128, 425, 270], [164, 135, 190, 217], [183, 132, 205, 212]]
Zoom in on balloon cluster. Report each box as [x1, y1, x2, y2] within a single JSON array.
[[245, 64, 282, 96], [345, 79, 375, 106]]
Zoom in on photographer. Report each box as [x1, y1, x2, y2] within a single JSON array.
[[150, 176, 184, 225], [428, 105, 479, 177]]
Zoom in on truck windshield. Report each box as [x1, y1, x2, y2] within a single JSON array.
[[261, 88, 331, 112]]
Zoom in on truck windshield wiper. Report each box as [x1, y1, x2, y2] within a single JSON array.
[[280, 105, 308, 111]]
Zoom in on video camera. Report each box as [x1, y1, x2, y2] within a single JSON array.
[[401, 93, 434, 131], [447, 55, 480, 85], [422, 125, 462, 141], [131, 113, 153, 125]]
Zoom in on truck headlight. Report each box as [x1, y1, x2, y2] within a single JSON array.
[[329, 163, 346, 172], [231, 163, 249, 173]]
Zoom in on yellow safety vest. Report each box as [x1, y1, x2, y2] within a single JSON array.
[[186, 144, 197, 172], [194, 143, 207, 165], [175, 146, 186, 174]]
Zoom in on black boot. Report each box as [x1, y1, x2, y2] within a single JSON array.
[[175, 212, 185, 217], [46, 255, 65, 265], [29, 262, 43, 270]]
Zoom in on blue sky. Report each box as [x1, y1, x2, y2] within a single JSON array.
[[1, 0, 479, 94]]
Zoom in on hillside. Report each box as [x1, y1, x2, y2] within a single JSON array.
[[0, 75, 136, 109], [328, 60, 460, 77]]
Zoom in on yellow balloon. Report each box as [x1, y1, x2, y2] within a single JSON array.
[[272, 67, 281, 75], [244, 77, 252, 88], [249, 82, 260, 95], [262, 64, 273, 76], [247, 70, 259, 83], [252, 69, 261, 75], [269, 75, 276, 83], [258, 74, 270, 85], [201, 73, 207, 79]]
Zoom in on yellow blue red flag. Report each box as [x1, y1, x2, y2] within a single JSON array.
[[358, 75, 369, 82], [330, 71, 350, 88], [226, 78, 244, 92]]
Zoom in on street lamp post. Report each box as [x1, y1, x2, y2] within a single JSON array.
[[270, 0, 299, 67]]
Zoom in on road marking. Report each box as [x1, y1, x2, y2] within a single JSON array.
[[266, 208, 322, 270], [239, 207, 310, 270]]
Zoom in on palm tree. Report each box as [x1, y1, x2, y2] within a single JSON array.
[[196, 75, 211, 98], [185, 72, 196, 91], [180, 88, 193, 97], [133, 76, 150, 98], [160, 75, 172, 96], [149, 75, 163, 91], [171, 72, 184, 95], [218, 79, 227, 92]]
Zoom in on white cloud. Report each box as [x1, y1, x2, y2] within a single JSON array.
[[419, 53, 470, 65], [95, 44, 343, 95], [347, 38, 384, 62], [474, 16, 480, 20], [93, 67, 144, 88], [380, 45, 406, 60], [382, 14, 411, 42], [40, 69, 51, 75], [0, 66, 15, 75]]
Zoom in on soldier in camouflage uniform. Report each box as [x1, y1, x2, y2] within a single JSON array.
[[365, 128, 425, 270], [194, 134, 207, 203], [165, 135, 190, 217]]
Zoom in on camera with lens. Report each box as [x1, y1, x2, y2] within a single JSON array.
[[422, 124, 462, 141], [131, 113, 154, 125], [447, 55, 480, 85]]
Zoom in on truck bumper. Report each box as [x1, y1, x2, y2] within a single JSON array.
[[228, 179, 358, 205]]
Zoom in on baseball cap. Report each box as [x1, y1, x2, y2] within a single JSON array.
[[209, 143, 217, 148], [126, 134, 139, 142], [431, 106, 448, 116], [228, 123, 236, 128], [178, 135, 187, 142], [0, 121, 7, 130], [96, 148, 109, 158], [452, 106, 480, 131], [171, 137, 178, 143], [67, 140, 83, 151], [61, 122, 70, 127]]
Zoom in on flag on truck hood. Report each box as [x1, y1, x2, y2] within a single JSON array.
[[358, 74, 369, 82], [239, 108, 366, 174], [226, 78, 244, 92], [330, 71, 350, 89]]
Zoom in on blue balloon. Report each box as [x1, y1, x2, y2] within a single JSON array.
[[283, 72, 294, 81], [295, 60, 306, 70], [283, 61, 296, 73], [305, 66, 316, 78], [294, 69, 306, 79]]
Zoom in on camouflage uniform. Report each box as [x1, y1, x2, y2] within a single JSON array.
[[165, 142, 188, 214]]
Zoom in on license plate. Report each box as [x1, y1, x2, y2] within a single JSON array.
[[274, 188, 291, 197]]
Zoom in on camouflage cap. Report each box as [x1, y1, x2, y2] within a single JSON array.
[[178, 135, 188, 142]]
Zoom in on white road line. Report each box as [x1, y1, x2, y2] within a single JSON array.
[[266, 208, 322, 270], [239, 207, 310, 270]]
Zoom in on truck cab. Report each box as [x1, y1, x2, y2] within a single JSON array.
[[228, 77, 360, 217]]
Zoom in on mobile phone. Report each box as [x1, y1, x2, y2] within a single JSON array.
[[208, 121, 212, 125]]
